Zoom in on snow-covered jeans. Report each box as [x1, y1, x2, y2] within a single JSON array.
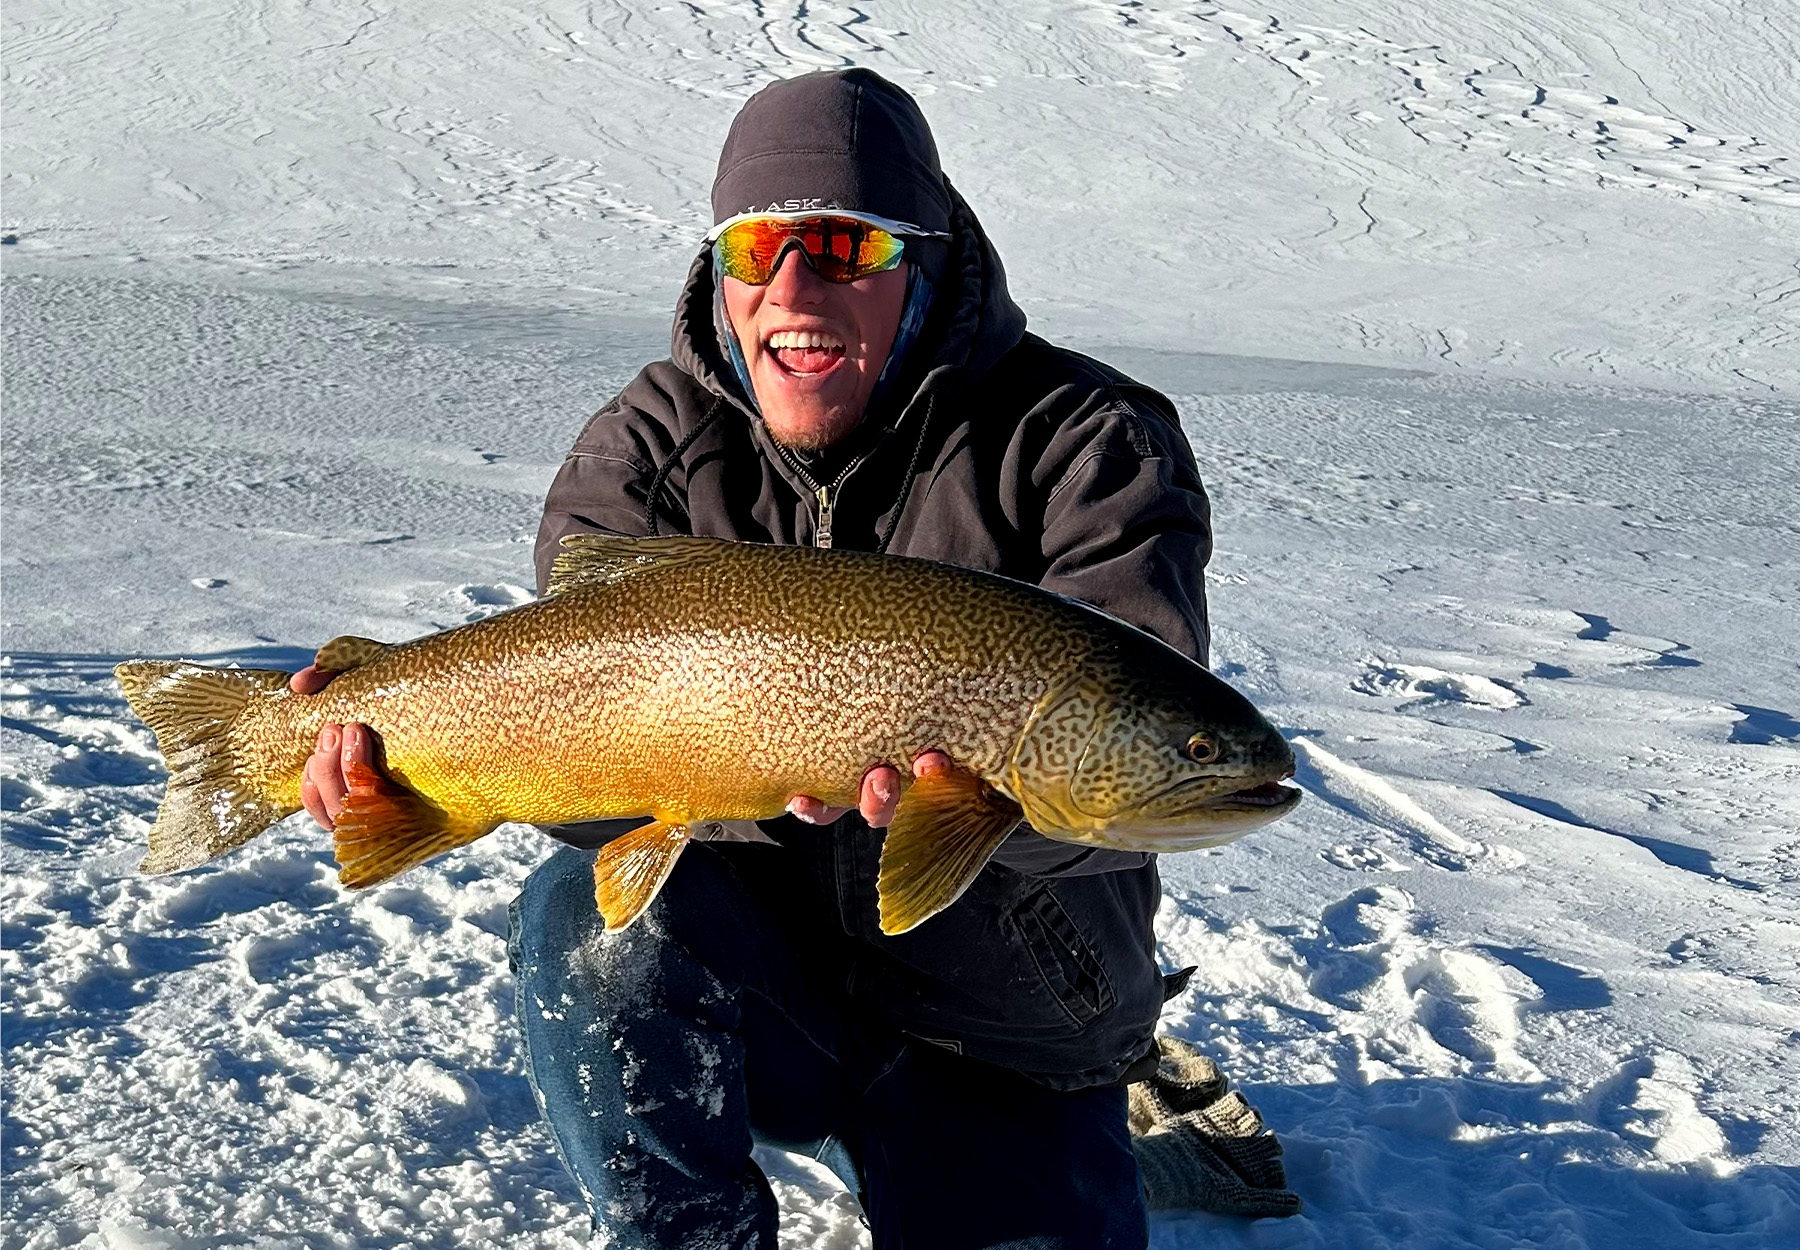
[[508, 842, 1149, 1250]]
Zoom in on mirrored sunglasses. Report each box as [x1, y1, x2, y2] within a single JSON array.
[[708, 211, 949, 285]]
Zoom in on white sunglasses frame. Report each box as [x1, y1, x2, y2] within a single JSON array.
[[704, 208, 952, 244]]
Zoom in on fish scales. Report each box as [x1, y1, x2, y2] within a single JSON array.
[[116, 536, 1301, 934], [281, 550, 1072, 826]]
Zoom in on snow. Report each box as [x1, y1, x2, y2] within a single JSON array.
[[3, 2, 1797, 1247]]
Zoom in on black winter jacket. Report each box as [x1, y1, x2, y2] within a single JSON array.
[[534, 186, 1212, 1088]]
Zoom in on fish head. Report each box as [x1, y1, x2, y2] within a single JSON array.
[[1009, 657, 1300, 852]]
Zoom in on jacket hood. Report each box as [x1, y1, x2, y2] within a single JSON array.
[[669, 177, 1028, 426], [711, 68, 953, 238]]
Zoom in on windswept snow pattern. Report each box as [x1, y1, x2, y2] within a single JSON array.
[[5, 3, 1800, 1248], [5, 0, 1797, 393]]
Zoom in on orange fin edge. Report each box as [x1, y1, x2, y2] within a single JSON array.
[[592, 819, 692, 932], [333, 755, 488, 887], [876, 768, 1022, 935]]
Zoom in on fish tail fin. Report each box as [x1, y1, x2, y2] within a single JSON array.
[[114, 660, 298, 874], [332, 754, 491, 887]]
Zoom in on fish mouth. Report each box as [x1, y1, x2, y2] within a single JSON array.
[[1197, 779, 1303, 811], [1147, 760, 1302, 813], [1090, 769, 1303, 850]]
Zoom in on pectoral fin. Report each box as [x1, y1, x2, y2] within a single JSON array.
[[333, 756, 489, 887], [593, 819, 692, 932], [877, 769, 1023, 936]]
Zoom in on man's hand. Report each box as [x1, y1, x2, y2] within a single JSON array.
[[291, 665, 378, 833], [787, 751, 952, 829]]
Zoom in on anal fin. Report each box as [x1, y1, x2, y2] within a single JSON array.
[[333, 755, 488, 887], [593, 819, 692, 932], [877, 768, 1023, 936]]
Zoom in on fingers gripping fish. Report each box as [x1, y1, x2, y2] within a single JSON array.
[[115, 537, 1301, 935]]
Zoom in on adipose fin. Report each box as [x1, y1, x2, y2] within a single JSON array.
[[313, 635, 390, 674]]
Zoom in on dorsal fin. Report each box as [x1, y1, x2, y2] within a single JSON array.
[[314, 635, 389, 674], [547, 534, 736, 596]]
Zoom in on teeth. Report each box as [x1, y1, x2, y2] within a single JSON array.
[[766, 330, 845, 350]]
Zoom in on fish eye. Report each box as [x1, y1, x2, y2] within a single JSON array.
[[1183, 732, 1219, 764]]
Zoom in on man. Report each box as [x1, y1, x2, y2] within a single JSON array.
[[295, 69, 1240, 1247]]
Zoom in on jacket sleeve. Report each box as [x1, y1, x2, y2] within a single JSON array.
[[988, 384, 1214, 878], [533, 369, 706, 591], [1035, 389, 1212, 664]]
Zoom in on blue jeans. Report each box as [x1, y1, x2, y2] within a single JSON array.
[[509, 842, 1149, 1249]]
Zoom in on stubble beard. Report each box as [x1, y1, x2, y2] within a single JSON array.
[[760, 403, 865, 453]]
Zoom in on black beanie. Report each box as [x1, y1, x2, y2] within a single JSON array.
[[711, 69, 953, 235]]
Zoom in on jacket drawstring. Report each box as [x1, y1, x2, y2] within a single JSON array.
[[644, 400, 724, 537], [877, 395, 935, 554]]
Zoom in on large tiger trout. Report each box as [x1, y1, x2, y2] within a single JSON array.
[[115, 535, 1301, 934]]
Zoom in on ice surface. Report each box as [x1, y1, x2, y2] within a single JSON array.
[[6, 0, 1796, 394], [4, 2, 1798, 1247]]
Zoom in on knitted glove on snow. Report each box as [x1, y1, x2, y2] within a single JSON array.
[[1127, 1036, 1302, 1218]]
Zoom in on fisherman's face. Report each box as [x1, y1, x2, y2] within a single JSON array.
[[722, 248, 909, 451]]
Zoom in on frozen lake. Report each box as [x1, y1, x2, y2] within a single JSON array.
[[4, 2, 1797, 1246]]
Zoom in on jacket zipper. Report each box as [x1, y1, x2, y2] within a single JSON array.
[[776, 440, 866, 549], [773, 388, 937, 549], [815, 458, 862, 549]]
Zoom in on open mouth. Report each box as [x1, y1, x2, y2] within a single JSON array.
[[1211, 780, 1301, 808], [766, 329, 847, 377], [1148, 764, 1301, 812]]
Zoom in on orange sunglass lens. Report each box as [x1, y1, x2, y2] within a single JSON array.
[[717, 218, 905, 284]]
